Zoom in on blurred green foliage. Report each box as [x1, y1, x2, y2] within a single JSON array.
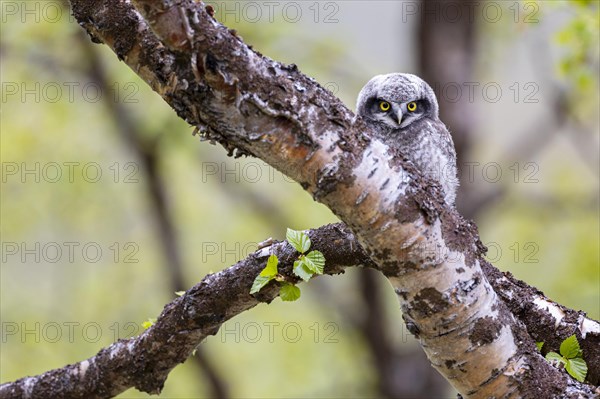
[[1, 1, 598, 398], [554, 0, 600, 121]]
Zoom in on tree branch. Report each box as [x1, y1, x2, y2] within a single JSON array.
[[352, 268, 449, 397], [2, 222, 597, 398], [0, 224, 371, 399]]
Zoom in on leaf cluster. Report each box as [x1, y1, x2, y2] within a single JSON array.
[[542, 335, 588, 382], [250, 229, 326, 302]]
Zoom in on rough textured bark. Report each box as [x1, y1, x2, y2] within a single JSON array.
[[1, 224, 598, 398], [2, 0, 597, 398], [354, 268, 449, 397], [0, 225, 371, 399]]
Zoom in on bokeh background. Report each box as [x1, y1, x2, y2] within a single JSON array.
[[1, 0, 598, 397]]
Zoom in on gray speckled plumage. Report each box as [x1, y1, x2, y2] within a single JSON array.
[[356, 73, 458, 205]]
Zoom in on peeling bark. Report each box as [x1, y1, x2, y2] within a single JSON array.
[[2, 0, 597, 398]]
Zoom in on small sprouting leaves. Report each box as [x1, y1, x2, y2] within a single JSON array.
[[286, 228, 311, 254], [559, 334, 582, 359], [142, 318, 156, 329], [250, 275, 275, 294], [545, 352, 564, 363], [250, 228, 327, 303], [286, 229, 325, 281], [291, 251, 324, 281], [304, 250, 325, 274], [536, 342, 544, 351], [565, 358, 588, 383], [544, 334, 587, 383], [293, 259, 313, 282], [288, 229, 324, 281], [250, 255, 279, 294], [261, 254, 279, 276], [280, 283, 301, 302]]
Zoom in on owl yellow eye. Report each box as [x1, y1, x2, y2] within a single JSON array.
[[407, 101, 417, 112], [379, 101, 391, 112]]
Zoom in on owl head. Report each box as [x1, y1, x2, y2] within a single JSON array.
[[356, 73, 439, 130]]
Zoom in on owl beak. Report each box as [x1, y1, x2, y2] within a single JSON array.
[[396, 109, 404, 125]]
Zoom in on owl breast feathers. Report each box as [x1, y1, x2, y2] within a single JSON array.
[[356, 73, 458, 205]]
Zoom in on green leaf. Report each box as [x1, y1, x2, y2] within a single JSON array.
[[303, 250, 325, 274], [286, 228, 311, 254], [250, 255, 279, 294], [545, 352, 565, 364], [536, 342, 544, 351], [280, 283, 301, 302], [142, 318, 156, 329], [260, 254, 279, 277], [560, 335, 581, 359], [565, 357, 588, 383], [250, 275, 274, 294], [293, 259, 313, 282]]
